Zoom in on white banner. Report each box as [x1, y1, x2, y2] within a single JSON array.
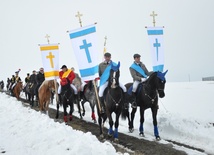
[[147, 27, 164, 72], [68, 24, 99, 81], [39, 44, 59, 80]]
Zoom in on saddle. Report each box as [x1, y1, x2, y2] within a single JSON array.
[[127, 83, 144, 96]]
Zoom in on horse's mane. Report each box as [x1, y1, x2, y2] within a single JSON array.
[[88, 80, 93, 91], [146, 72, 157, 83]]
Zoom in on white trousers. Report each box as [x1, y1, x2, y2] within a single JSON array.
[[132, 80, 141, 93], [58, 84, 77, 94], [98, 81, 127, 97]]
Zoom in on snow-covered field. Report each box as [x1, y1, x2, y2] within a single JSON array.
[[1, 81, 214, 155]]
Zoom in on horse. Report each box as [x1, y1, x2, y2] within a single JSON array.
[[125, 70, 168, 140], [80, 80, 97, 123], [99, 62, 126, 140], [13, 81, 23, 100], [25, 82, 37, 107], [38, 80, 56, 113], [56, 79, 82, 122]]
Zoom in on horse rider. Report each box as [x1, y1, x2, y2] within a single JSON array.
[[29, 70, 37, 87], [71, 67, 82, 101], [0, 80, 4, 90], [98, 52, 127, 113], [57, 65, 78, 104], [129, 53, 153, 108], [9, 75, 15, 90], [25, 73, 30, 84], [11, 71, 22, 94], [35, 67, 45, 100], [6, 77, 10, 91]]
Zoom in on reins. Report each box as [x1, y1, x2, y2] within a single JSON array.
[[107, 88, 123, 106]]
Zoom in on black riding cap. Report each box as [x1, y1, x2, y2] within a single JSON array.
[[133, 53, 141, 58], [61, 65, 67, 69], [104, 52, 111, 57]]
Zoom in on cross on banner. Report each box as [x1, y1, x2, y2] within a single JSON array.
[[46, 52, 55, 68], [153, 38, 161, 61], [147, 27, 164, 72], [80, 39, 92, 63]]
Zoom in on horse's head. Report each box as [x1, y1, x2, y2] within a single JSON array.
[[156, 70, 168, 98], [47, 80, 56, 93], [108, 62, 120, 88]]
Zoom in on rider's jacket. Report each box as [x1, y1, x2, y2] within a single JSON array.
[[59, 69, 75, 86]]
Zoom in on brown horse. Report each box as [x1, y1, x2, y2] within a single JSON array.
[[13, 81, 23, 100], [38, 80, 56, 113]]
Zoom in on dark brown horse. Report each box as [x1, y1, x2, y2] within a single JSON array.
[[13, 81, 23, 100], [38, 80, 56, 113]]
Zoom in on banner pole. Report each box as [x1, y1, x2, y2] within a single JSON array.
[[93, 80, 101, 113], [54, 79, 59, 104]]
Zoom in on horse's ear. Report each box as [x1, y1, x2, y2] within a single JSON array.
[[163, 70, 168, 76], [117, 61, 120, 69], [157, 70, 168, 81]]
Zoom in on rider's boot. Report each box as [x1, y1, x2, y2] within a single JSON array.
[[99, 96, 105, 114], [131, 92, 137, 108]]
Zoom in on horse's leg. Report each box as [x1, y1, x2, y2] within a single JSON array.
[[114, 113, 121, 140], [56, 102, 60, 119], [63, 102, 68, 122], [76, 99, 82, 119], [81, 100, 86, 116], [129, 107, 137, 132], [69, 101, 73, 121], [151, 107, 160, 140], [107, 112, 114, 137], [91, 101, 97, 123], [139, 107, 145, 137]]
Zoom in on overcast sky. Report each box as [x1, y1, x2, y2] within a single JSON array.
[[0, 0, 214, 83]]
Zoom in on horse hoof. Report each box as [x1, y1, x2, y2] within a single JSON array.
[[108, 133, 113, 138], [114, 138, 119, 142], [93, 119, 97, 124], [129, 128, 134, 133], [139, 132, 145, 137], [99, 134, 104, 139], [82, 113, 85, 116], [156, 136, 161, 141]]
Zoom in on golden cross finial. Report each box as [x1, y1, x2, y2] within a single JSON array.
[[75, 11, 83, 27], [45, 34, 50, 44], [104, 36, 107, 46], [103, 36, 107, 56], [150, 11, 158, 27]]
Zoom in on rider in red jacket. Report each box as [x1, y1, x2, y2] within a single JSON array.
[[59, 66, 75, 86], [58, 65, 78, 104]]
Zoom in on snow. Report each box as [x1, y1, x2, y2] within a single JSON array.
[[0, 81, 214, 155]]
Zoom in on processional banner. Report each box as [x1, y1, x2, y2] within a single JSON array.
[[68, 24, 99, 81], [39, 44, 59, 80], [147, 27, 164, 72]]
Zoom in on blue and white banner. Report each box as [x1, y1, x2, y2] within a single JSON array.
[[68, 24, 99, 81], [147, 27, 164, 72]]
